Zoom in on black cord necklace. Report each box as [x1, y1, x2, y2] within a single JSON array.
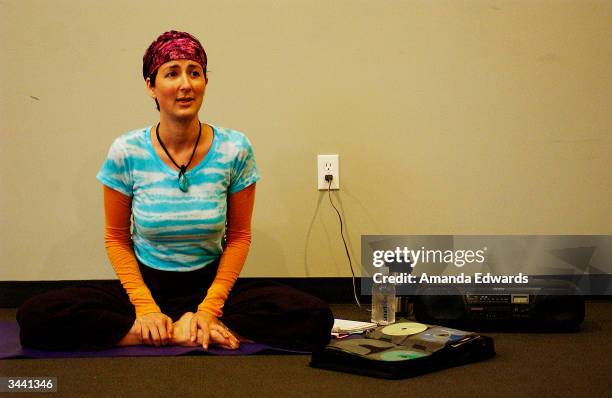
[[156, 121, 202, 192]]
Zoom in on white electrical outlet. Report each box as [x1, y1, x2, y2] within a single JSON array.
[[317, 154, 339, 190]]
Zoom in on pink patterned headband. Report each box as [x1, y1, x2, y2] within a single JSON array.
[[142, 30, 207, 81]]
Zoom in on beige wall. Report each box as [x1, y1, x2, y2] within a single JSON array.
[[1, 0, 610, 280]]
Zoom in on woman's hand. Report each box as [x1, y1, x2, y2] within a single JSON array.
[[190, 311, 239, 350], [136, 312, 174, 346]]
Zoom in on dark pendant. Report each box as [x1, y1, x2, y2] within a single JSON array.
[[178, 173, 189, 192], [156, 122, 201, 194]]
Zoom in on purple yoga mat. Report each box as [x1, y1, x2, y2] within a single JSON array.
[[0, 322, 308, 359]]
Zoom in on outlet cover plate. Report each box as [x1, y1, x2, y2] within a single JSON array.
[[317, 154, 339, 190]]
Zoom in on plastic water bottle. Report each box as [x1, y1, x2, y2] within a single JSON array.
[[371, 267, 396, 325]]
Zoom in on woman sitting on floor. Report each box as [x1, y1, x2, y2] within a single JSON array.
[[17, 30, 333, 351]]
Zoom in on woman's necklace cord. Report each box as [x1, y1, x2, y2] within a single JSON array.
[[156, 121, 202, 193]]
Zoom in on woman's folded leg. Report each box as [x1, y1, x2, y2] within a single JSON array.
[[220, 281, 334, 351], [16, 284, 135, 351]]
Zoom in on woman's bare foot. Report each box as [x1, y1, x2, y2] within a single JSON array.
[[171, 312, 247, 349], [118, 312, 252, 348], [170, 312, 229, 347], [171, 312, 199, 346], [117, 319, 143, 346]]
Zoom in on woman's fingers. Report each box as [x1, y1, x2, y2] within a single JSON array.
[[140, 320, 167, 346], [140, 324, 151, 345], [210, 329, 235, 349], [209, 324, 239, 349], [149, 324, 162, 346], [189, 317, 198, 343], [138, 313, 174, 346], [186, 312, 240, 350], [219, 324, 239, 348], [229, 334, 239, 348], [165, 316, 174, 339], [209, 328, 229, 345], [215, 324, 232, 341], [228, 333, 239, 349], [190, 316, 211, 349], [200, 320, 210, 350], [157, 320, 168, 346], [139, 313, 238, 349]]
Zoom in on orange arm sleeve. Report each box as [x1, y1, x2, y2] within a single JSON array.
[[103, 186, 161, 317], [197, 183, 256, 317]]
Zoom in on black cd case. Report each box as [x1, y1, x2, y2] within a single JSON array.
[[310, 322, 495, 379]]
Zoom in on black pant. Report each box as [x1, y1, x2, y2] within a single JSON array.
[[17, 262, 333, 351]]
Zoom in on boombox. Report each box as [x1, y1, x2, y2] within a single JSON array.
[[413, 279, 585, 331]]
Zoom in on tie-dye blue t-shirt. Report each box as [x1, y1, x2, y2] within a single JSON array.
[[96, 125, 260, 271]]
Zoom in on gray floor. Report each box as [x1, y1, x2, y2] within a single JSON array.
[[1, 302, 611, 398]]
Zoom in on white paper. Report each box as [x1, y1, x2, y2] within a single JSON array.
[[332, 318, 378, 334]]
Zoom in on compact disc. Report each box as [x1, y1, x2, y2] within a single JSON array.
[[380, 350, 428, 362], [381, 322, 427, 336], [341, 338, 395, 349], [335, 338, 395, 355]]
